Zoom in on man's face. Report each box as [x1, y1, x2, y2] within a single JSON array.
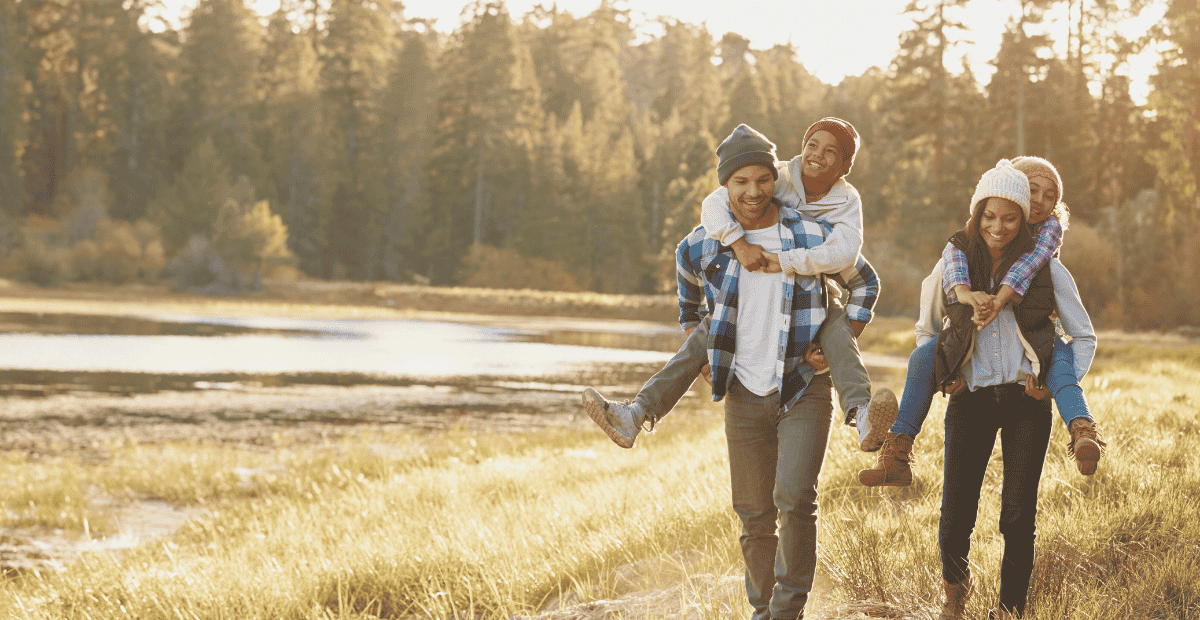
[[726, 164, 777, 228], [800, 130, 844, 182], [1027, 177, 1058, 225], [980, 197, 1023, 253]]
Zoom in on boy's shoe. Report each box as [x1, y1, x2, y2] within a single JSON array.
[[1068, 418, 1106, 475], [938, 577, 972, 620], [582, 388, 644, 449], [857, 388, 899, 452], [858, 432, 914, 487]]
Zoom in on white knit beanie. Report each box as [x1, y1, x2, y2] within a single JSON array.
[[970, 159, 1031, 220]]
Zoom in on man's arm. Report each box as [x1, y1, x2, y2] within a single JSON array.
[[676, 237, 706, 331], [828, 255, 879, 334]]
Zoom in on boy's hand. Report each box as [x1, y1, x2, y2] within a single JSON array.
[[731, 238, 768, 272], [849, 319, 867, 339], [700, 363, 713, 385], [761, 251, 783, 273], [1025, 375, 1049, 400], [804, 343, 829, 372]]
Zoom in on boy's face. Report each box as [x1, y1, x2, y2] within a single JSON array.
[[1027, 176, 1058, 224], [800, 130, 844, 183], [726, 164, 777, 228]]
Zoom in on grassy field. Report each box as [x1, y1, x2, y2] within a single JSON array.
[[1, 284, 1198, 619]]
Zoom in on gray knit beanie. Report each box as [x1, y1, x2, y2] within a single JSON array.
[[717, 124, 778, 186], [970, 159, 1031, 220]]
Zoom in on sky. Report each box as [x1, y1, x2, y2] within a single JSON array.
[[157, 0, 1164, 103]]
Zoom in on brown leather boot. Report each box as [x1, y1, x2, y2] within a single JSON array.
[[1068, 418, 1106, 475], [938, 578, 971, 620], [858, 432, 914, 487]]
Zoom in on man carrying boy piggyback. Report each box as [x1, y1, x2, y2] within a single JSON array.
[[585, 119, 896, 454]]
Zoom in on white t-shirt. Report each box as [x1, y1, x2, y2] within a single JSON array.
[[734, 224, 786, 396]]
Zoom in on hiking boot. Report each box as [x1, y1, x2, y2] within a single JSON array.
[[1068, 417, 1106, 475], [938, 578, 971, 620], [857, 388, 899, 452], [858, 432, 914, 487], [583, 388, 645, 449]]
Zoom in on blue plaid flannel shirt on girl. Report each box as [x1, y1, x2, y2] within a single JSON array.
[[943, 215, 1063, 302], [676, 204, 880, 413]]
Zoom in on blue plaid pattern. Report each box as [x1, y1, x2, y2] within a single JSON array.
[[944, 215, 1063, 302], [677, 204, 879, 413]]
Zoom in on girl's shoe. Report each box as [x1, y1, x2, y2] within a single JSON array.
[[1068, 418, 1106, 475], [858, 432, 914, 487]]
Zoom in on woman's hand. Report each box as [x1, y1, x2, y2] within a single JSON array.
[[805, 343, 829, 373], [731, 238, 769, 272], [1025, 375, 1049, 400], [942, 375, 967, 396]]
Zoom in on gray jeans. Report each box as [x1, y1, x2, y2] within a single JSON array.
[[635, 305, 869, 425], [725, 373, 833, 620]]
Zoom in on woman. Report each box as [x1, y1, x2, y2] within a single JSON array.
[[918, 160, 1073, 620]]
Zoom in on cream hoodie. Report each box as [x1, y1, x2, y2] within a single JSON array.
[[700, 156, 864, 277]]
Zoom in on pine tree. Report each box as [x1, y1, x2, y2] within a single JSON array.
[[1147, 0, 1200, 220], [148, 138, 233, 252], [427, 0, 542, 284], [0, 0, 25, 217]]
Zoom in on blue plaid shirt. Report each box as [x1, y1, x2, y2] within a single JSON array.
[[676, 204, 880, 412]]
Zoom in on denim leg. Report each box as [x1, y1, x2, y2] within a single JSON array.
[[635, 316, 710, 423], [770, 374, 833, 620], [818, 305, 871, 422], [725, 377, 782, 620], [996, 390, 1052, 616], [939, 388, 999, 586], [1047, 337, 1092, 429], [891, 339, 938, 437]]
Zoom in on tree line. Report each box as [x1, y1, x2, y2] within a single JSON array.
[[0, 0, 1197, 327]]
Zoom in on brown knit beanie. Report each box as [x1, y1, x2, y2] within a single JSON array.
[[1011, 156, 1062, 207], [717, 124, 778, 186], [803, 117, 859, 177]]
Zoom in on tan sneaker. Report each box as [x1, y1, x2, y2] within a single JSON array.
[[857, 388, 899, 452], [582, 388, 645, 449], [858, 432, 914, 487], [1068, 418, 1106, 475], [938, 578, 971, 620]]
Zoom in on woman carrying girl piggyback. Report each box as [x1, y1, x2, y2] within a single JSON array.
[[859, 156, 1105, 489]]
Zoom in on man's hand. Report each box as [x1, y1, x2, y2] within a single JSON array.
[[849, 319, 867, 339], [731, 238, 768, 272], [805, 343, 829, 373], [942, 375, 967, 396], [700, 363, 713, 385], [1025, 375, 1049, 400]]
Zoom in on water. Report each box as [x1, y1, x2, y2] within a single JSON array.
[[0, 312, 676, 379]]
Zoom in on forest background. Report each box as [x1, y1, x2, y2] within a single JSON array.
[[0, 0, 1197, 329]]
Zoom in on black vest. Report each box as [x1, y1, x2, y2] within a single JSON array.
[[933, 230, 1056, 388]]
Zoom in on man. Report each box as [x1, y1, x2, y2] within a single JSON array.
[[676, 124, 880, 620], [584, 119, 895, 455]]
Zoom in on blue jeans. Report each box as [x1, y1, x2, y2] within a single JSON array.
[[939, 383, 1052, 616], [725, 373, 833, 620], [892, 336, 1092, 438]]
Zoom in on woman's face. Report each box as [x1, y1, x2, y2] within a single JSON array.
[[1027, 177, 1058, 224], [979, 197, 1023, 253]]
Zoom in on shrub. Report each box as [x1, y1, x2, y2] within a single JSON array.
[[455, 243, 584, 292]]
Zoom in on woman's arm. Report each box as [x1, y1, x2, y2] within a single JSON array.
[[915, 259, 947, 348], [1049, 258, 1096, 379]]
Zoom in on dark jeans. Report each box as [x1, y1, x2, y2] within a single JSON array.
[[939, 383, 1052, 616]]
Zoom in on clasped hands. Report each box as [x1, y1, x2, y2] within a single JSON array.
[[731, 239, 782, 273], [957, 290, 1001, 331]]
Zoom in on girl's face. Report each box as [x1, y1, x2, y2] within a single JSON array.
[[979, 197, 1023, 254], [1027, 177, 1058, 224]]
